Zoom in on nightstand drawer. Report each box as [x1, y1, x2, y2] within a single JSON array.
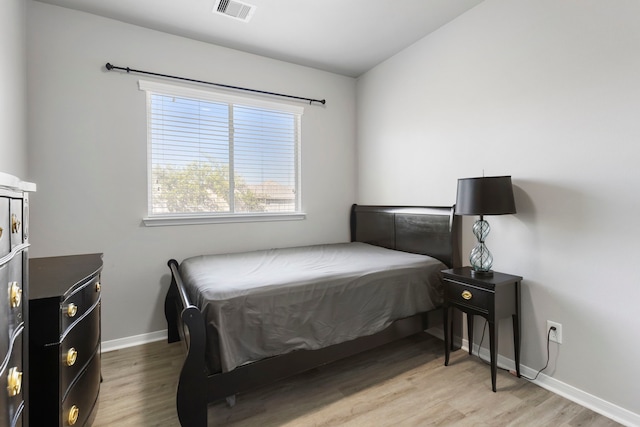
[[444, 279, 492, 313]]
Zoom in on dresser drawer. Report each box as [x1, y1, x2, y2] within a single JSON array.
[[0, 400, 24, 427], [62, 351, 100, 427], [60, 301, 100, 398], [10, 400, 24, 427], [8, 199, 23, 250], [0, 256, 25, 357], [0, 197, 9, 258], [61, 275, 101, 336], [444, 278, 493, 313], [0, 325, 24, 427]]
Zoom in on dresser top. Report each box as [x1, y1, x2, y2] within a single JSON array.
[[30, 253, 103, 300], [0, 171, 36, 192]]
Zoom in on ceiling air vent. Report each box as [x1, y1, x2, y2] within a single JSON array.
[[213, 0, 256, 23]]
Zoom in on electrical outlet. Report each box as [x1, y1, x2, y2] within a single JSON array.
[[547, 320, 562, 344]]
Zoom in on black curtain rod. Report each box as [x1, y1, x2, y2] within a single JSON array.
[[105, 62, 326, 105]]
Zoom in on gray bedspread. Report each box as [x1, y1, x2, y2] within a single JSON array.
[[179, 242, 446, 372]]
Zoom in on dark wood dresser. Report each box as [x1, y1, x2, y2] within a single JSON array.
[[0, 173, 35, 427], [29, 254, 103, 427]]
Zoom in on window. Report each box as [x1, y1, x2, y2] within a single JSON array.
[[140, 80, 304, 225]]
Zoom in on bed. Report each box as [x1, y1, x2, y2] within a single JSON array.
[[164, 204, 461, 427]]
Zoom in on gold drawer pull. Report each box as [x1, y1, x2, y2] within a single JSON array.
[[0, 226, 3, 238], [11, 214, 21, 233], [68, 405, 79, 425], [461, 290, 473, 300], [66, 348, 78, 367], [7, 367, 22, 397], [95, 282, 101, 292], [9, 282, 22, 308], [66, 303, 78, 318]]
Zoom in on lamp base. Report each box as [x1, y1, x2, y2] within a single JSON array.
[[471, 269, 494, 278], [470, 219, 494, 274]]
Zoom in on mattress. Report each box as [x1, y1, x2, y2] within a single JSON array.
[[179, 242, 446, 372]]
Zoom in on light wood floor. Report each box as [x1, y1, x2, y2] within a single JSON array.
[[93, 334, 620, 426]]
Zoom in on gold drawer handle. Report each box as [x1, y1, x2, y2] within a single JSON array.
[[9, 282, 22, 308], [95, 282, 101, 292], [66, 348, 78, 367], [66, 303, 78, 318], [7, 367, 22, 397], [461, 290, 473, 300], [68, 405, 79, 426], [0, 226, 3, 238], [11, 214, 21, 234]]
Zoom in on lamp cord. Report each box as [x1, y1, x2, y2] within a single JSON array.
[[474, 319, 553, 381]]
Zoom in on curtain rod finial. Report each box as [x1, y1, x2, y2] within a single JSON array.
[[105, 63, 113, 70]]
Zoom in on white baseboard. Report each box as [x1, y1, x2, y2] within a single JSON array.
[[101, 329, 167, 353], [466, 340, 640, 427], [101, 330, 639, 426]]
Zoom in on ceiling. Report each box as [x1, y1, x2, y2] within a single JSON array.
[[34, 0, 484, 77]]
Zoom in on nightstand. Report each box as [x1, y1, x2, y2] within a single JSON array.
[[441, 266, 522, 392]]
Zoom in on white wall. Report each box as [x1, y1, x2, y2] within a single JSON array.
[[0, 0, 27, 176], [26, 2, 356, 344], [357, 0, 640, 422]]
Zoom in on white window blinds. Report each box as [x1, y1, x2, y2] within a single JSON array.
[[140, 80, 303, 219]]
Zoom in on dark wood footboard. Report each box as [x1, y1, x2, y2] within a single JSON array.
[[166, 259, 207, 427]]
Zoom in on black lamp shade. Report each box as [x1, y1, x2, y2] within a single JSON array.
[[455, 176, 516, 216]]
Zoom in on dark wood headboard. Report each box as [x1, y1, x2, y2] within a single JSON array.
[[350, 204, 461, 268]]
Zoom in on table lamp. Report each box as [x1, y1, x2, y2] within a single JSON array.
[[455, 176, 516, 276]]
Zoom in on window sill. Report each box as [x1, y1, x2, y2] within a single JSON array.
[[142, 212, 306, 227]]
